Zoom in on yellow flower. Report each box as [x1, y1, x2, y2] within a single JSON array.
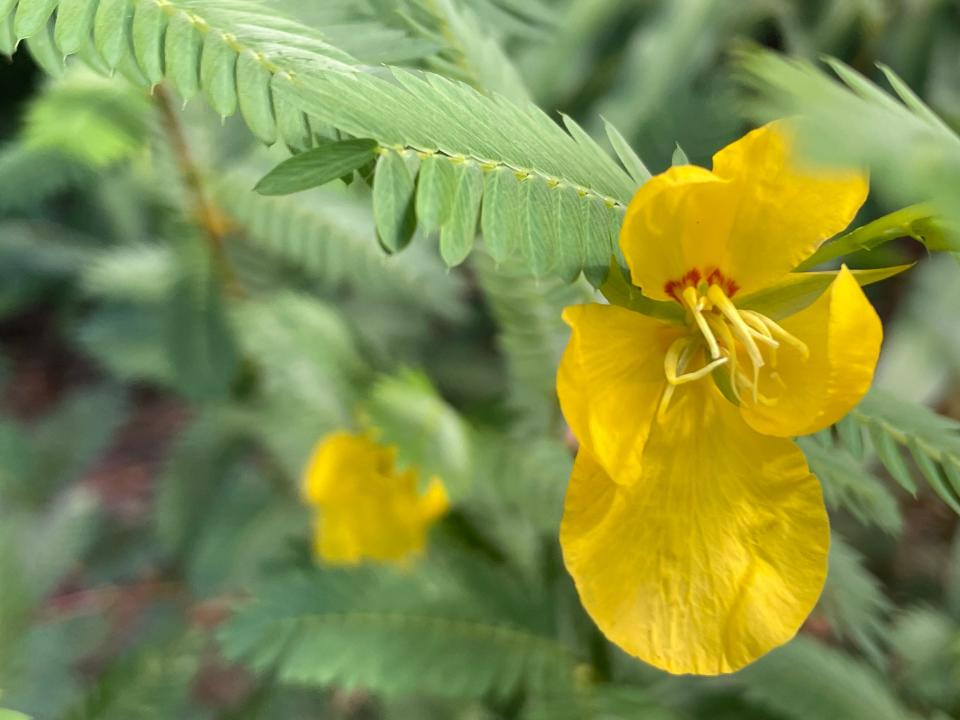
[[557, 122, 882, 675], [302, 431, 450, 565]]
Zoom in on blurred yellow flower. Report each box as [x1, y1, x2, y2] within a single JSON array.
[[302, 431, 449, 565], [557, 122, 882, 675]]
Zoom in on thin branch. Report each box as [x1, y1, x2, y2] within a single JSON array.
[[153, 84, 243, 295]]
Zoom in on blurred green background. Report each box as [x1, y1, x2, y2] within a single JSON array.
[[1, 0, 960, 718]]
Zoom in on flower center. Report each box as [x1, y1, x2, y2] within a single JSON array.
[[657, 270, 809, 421]]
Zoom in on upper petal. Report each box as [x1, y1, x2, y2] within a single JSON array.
[[560, 382, 829, 675], [740, 266, 882, 437], [621, 122, 868, 300], [302, 432, 396, 505], [557, 303, 680, 485]]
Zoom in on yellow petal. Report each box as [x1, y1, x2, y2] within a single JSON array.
[[620, 165, 730, 301], [740, 266, 882, 437], [302, 431, 394, 505], [557, 303, 680, 484], [314, 469, 436, 565], [303, 432, 449, 565], [621, 122, 868, 301], [560, 382, 829, 675]]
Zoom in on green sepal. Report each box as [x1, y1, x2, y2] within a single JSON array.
[[599, 259, 684, 323], [711, 365, 741, 406], [796, 204, 953, 270], [737, 264, 912, 320]]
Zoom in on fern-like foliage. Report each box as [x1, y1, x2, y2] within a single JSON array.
[[735, 636, 917, 720], [473, 251, 593, 433], [2, 0, 366, 146], [798, 432, 902, 534], [834, 390, 960, 515], [283, 69, 637, 283], [212, 172, 467, 320], [218, 568, 580, 701], [819, 534, 892, 665], [4, 0, 651, 286], [888, 606, 960, 711]]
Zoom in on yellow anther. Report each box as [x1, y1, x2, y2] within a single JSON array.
[[681, 287, 720, 359]]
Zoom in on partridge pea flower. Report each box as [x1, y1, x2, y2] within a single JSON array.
[[557, 122, 882, 675], [302, 431, 449, 565]]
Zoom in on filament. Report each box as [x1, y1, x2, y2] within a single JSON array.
[[681, 287, 720, 359]]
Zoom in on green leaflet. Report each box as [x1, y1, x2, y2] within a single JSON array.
[[415, 153, 455, 234], [0, 0, 18, 22], [798, 436, 902, 534], [671, 143, 690, 166], [255, 138, 379, 195], [25, 20, 63, 76], [520, 176, 556, 277], [554, 184, 586, 284], [582, 195, 619, 287], [603, 117, 651, 187], [849, 390, 960, 514], [164, 11, 202, 102], [200, 30, 238, 118], [737, 264, 913, 319], [439, 160, 483, 267], [132, 0, 167, 85], [868, 423, 918, 495], [271, 75, 312, 151], [480, 165, 521, 263], [94, 0, 135, 68], [797, 204, 951, 270], [236, 49, 276, 144], [0, 13, 14, 55], [373, 150, 417, 252], [13, 0, 57, 40], [53, 0, 98, 55]]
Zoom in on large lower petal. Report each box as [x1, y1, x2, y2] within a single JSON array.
[[557, 303, 680, 485], [740, 266, 882, 437], [621, 122, 868, 301], [560, 382, 829, 675]]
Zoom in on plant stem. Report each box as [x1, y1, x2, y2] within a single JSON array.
[[153, 84, 242, 296]]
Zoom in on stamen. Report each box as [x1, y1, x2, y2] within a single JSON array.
[[656, 384, 677, 422], [705, 314, 742, 402], [681, 287, 720, 359], [663, 337, 692, 385], [674, 356, 729, 385], [739, 313, 779, 348], [664, 337, 728, 386], [707, 284, 764, 370], [742, 311, 810, 359]]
